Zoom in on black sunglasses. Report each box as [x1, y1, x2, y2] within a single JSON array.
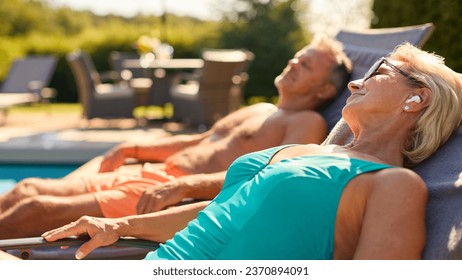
[[363, 57, 414, 82]]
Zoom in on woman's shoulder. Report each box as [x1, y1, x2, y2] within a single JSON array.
[[369, 167, 428, 197]]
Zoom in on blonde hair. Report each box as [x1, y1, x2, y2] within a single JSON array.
[[389, 43, 462, 165], [308, 33, 353, 94]]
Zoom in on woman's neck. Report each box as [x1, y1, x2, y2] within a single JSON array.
[[344, 122, 410, 167]]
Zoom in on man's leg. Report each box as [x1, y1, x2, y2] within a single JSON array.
[[0, 192, 103, 239], [0, 171, 126, 212], [65, 156, 104, 178], [0, 177, 88, 212]]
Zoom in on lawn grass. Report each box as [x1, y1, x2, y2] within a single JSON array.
[[8, 103, 172, 119], [9, 103, 81, 114]]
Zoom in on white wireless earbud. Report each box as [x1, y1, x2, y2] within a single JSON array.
[[406, 95, 422, 104]]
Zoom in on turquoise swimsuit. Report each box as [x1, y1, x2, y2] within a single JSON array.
[[145, 145, 393, 260]]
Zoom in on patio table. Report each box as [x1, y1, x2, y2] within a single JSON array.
[[121, 58, 204, 118]]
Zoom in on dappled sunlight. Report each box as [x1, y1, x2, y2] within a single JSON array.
[[448, 225, 462, 252], [455, 172, 462, 188]]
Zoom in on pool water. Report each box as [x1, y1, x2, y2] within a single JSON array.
[[0, 179, 15, 194], [0, 163, 80, 194]]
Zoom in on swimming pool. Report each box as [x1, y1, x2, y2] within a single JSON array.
[[0, 163, 80, 194]]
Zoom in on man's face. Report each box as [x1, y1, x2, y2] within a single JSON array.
[[275, 47, 334, 98]]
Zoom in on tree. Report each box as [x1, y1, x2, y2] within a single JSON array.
[[372, 0, 462, 72], [0, 0, 46, 36]]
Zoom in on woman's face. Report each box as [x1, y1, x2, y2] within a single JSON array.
[[342, 58, 417, 128]]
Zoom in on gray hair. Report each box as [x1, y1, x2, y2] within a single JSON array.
[[390, 43, 462, 166], [309, 33, 353, 95]]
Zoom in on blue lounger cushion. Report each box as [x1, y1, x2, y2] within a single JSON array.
[[413, 126, 462, 259]]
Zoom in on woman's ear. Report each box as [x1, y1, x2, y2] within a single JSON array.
[[405, 87, 432, 112], [416, 87, 432, 108]]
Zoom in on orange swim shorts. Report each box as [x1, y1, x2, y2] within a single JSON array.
[[84, 163, 182, 218]]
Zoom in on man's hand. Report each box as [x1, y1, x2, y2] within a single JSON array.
[[42, 216, 123, 260], [136, 173, 224, 214], [99, 144, 132, 173], [137, 181, 186, 214]]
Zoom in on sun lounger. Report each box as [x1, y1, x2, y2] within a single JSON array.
[[0, 93, 37, 125], [0, 55, 57, 125], [0, 236, 156, 260]]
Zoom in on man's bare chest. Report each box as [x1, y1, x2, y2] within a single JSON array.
[[226, 114, 285, 147]]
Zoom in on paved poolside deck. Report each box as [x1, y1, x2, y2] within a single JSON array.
[[0, 109, 193, 164]]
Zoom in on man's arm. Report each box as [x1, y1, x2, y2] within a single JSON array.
[[101, 103, 276, 172], [137, 171, 227, 214], [99, 132, 211, 172]]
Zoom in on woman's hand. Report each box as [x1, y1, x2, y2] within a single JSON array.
[[42, 216, 124, 260]]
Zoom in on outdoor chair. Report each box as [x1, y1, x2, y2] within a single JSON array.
[[66, 50, 136, 121], [0, 55, 57, 125], [107, 51, 153, 107], [169, 49, 253, 129], [1, 23, 447, 260]]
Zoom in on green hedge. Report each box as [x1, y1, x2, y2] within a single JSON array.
[[372, 0, 462, 73]]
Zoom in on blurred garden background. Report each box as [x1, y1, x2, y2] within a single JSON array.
[[0, 0, 461, 105]]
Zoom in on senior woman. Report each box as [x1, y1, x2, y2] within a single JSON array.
[[41, 42, 462, 260]]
